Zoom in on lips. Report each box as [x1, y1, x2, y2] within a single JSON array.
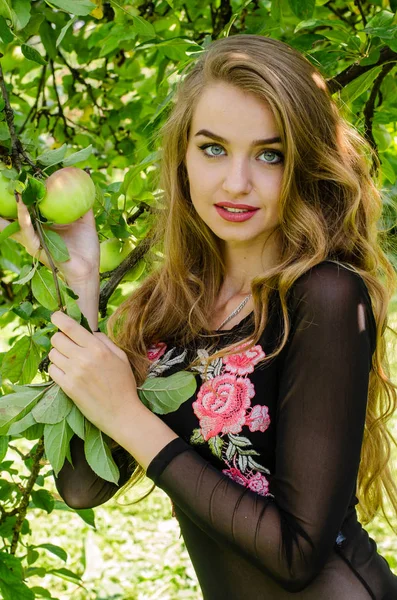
[[215, 202, 258, 210]]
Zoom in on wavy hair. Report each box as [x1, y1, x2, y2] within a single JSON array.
[[107, 35, 397, 529]]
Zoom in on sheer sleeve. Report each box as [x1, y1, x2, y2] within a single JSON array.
[[54, 434, 135, 509], [146, 262, 377, 593]]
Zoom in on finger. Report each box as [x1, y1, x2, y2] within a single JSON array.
[[15, 195, 46, 261], [51, 331, 79, 358], [48, 362, 67, 388], [51, 311, 92, 347], [94, 332, 129, 362], [48, 347, 70, 371]]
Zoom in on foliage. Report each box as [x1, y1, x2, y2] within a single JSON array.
[[0, 0, 396, 598]]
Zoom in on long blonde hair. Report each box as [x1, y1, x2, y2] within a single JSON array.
[[108, 35, 397, 528]]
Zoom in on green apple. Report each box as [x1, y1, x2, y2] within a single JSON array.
[[0, 170, 18, 219], [38, 167, 96, 224], [100, 237, 135, 273]]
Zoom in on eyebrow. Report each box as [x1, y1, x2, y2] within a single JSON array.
[[194, 129, 282, 146]]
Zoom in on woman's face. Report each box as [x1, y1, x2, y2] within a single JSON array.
[[185, 82, 284, 248]]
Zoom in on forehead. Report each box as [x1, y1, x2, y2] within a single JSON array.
[[190, 82, 279, 138]]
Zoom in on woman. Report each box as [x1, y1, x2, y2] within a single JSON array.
[[2, 35, 397, 599]]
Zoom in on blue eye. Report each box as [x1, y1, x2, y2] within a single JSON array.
[[258, 150, 284, 164], [199, 144, 225, 157]]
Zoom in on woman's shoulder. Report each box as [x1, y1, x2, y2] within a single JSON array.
[[288, 260, 377, 351], [291, 259, 371, 301]]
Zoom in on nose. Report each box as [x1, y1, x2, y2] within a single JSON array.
[[222, 157, 253, 196]]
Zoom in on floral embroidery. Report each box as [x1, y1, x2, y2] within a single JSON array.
[[189, 340, 274, 498], [245, 404, 271, 433], [147, 343, 188, 378], [192, 374, 255, 441], [222, 341, 266, 375], [223, 466, 270, 497], [147, 342, 167, 362]]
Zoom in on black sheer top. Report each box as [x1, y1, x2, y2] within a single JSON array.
[[54, 261, 397, 599]]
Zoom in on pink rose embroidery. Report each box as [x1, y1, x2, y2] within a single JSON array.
[[246, 472, 270, 496], [147, 342, 167, 362], [193, 374, 255, 441], [223, 341, 266, 375], [222, 467, 249, 486], [245, 404, 271, 433], [222, 467, 270, 497]]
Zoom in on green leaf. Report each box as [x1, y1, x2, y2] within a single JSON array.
[[294, 18, 349, 33], [0, 436, 8, 462], [32, 267, 64, 311], [39, 19, 57, 60], [21, 44, 47, 66], [66, 403, 85, 439], [12, 0, 31, 31], [24, 422, 45, 440], [34, 543, 67, 562], [132, 15, 156, 37], [7, 410, 36, 435], [37, 144, 67, 167], [56, 16, 77, 47], [288, 0, 315, 19], [0, 0, 13, 22], [138, 371, 197, 415], [21, 175, 46, 206], [0, 15, 13, 43], [63, 144, 93, 166], [0, 121, 10, 140], [1, 336, 41, 385], [47, 566, 82, 583], [44, 419, 74, 476], [341, 66, 383, 103], [0, 221, 20, 244], [41, 228, 70, 263], [13, 300, 33, 320], [13, 263, 37, 285], [32, 384, 73, 424], [208, 435, 224, 459], [0, 578, 34, 600], [64, 294, 81, 321], [45, 0, 96, 16], [31, 489, 55, 513], [84, 421, 120, 484], [0, 388, 46, 434]]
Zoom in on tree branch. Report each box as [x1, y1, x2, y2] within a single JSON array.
[[10, 437, 45, 554], [327, 46, 397, 94], [99, 233, 154, 317]]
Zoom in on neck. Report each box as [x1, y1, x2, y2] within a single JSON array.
[[219, 232, 281, 300]]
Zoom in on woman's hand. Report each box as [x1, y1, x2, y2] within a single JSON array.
[[0, 195, 100, 285], [49, 310, 140, 442]]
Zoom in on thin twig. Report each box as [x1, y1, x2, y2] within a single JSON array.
[[10, 437, 45, 554]]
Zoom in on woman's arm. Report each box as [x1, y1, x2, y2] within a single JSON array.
[[145, 262, 377, 593], [54, 273, 134, 508], [54, 434, 135, 509]]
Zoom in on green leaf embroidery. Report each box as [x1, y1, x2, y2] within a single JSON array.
[[208, 435, 224, 459], [190, 428, 205, 445]]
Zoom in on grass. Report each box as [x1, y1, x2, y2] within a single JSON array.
[[1, 306, 396, 599]]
